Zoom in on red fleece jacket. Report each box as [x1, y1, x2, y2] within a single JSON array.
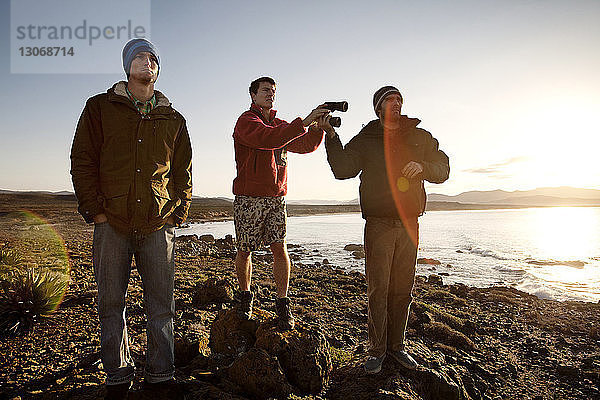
[[233, 103, 324, 197]]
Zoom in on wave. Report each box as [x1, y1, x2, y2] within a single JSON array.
[[459, 246, 510, 261], [525, 259, 586, 268], [492, 265, 526, 275], [516, 283, 558, 301]]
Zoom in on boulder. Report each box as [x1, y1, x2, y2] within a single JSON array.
[[410, 367, 471, 400], [225, 348, 292, 400], [557, 364, 580, 378], [209, 308, 260, 355], [215, 235, 235, 250], [352, 250, 366, 259], [418, 257, 442, 265], [174, 336, 210, 367], [177, 234, 198, 241], [428, 274, 444, 286], [193, 278, 235, 309], [199, 234, 215, 242], [344, 244, 364, 252], [255, 322, 332, 394]]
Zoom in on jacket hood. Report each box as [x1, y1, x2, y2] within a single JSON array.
[[108, 81, 171, 108], [360, 116, 421, 137]]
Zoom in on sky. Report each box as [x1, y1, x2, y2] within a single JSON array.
[[1, 0, 599, 201]]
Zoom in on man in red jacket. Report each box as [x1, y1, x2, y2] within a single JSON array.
[[232, 76, 329, 329]]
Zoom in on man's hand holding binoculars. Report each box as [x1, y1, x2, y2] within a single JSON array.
[[302, 105, 330, 127]]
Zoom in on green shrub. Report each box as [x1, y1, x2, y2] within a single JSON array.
[[413, 300, 467, 332], [329, 346, 352, 369], [423, 321, 475, 350], [0, 267, 69, 337]]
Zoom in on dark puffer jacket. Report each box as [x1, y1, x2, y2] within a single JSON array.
[[70, 81, 192, 234], [325, 117, 449, 219]]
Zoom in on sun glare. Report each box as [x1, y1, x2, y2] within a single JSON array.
[[526, 207, 600, 289], [531, 207, 597, 260]]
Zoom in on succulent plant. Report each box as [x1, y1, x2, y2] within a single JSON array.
[[0, 267, 69, 337], [0, 248, 23, 267]]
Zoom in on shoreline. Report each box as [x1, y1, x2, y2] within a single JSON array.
[[1, 200, 599, 399], [180, 217, 600, 305]]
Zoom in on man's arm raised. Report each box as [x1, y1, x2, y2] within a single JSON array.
[[234, 106, 329, 151], [323, 116, 363, 180]]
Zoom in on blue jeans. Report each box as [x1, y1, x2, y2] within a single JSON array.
[[92, 222, 176, 385]]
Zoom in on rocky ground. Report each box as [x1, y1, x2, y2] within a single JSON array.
[[0, 198, 599, 399]]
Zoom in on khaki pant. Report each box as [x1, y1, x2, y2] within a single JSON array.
[[364, 217, 417, 357]]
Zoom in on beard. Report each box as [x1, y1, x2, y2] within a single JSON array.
[[380, 107, 401, 125], [130, 70, 157, 84]]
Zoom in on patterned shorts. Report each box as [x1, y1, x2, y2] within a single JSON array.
[[233, 195, 287, 252]]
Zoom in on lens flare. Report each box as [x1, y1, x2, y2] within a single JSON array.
[[382, 120, 421, 246], [396, 177, 410, 193], [0, 211, 70, 313]]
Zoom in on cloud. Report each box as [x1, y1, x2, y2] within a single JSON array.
[[463, 156, 528, 174]]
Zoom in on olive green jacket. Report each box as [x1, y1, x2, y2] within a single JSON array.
[[70, 81, 192, 235]]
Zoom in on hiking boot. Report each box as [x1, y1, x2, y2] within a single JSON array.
[[388, 349, 418, 370], [140, 379, 187, 400], [236, 290, 254, 320], [364, 355, 386, 374], [275, 297, 295, 330], [104, 381, 132, 400]]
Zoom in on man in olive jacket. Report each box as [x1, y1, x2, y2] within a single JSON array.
[[324, 86, 449, 374], [70, 38, 191, 399]]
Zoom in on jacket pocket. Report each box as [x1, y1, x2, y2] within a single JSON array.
[[152, 119, 178, 165], [101, 183, 130, 221], [150, 180, 176, 220]]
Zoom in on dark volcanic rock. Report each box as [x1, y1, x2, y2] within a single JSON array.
[[327, 358, 472, 400], [2, 199, 600, 400], [410, 367, 471, 400], [557, 363, 580, 378], [193, 277, 235, 309], [209, 308, 260, 355], [255, 321, 332, 394], [174, 336, 210, 367], [225, 347, 292, 400], [352, 250, 366, 259], [428, 274, 444, 286], [199, 234, 215, 242], [344, 244, 364, 252]]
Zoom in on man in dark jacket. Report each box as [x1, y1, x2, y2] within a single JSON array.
[[70, 38, 191, 399], [324, 86, 449, 374], [232, 76, 329, 329]]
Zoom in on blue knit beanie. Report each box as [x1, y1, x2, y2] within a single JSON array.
[[122, 38, 160, 77]]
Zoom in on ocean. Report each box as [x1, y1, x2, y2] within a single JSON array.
[[177, 207, 600, 303]]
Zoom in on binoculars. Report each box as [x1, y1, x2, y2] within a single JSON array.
[[323, 101, 348, 128]]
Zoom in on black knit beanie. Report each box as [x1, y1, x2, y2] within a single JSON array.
[[373, 86, 402, 116]]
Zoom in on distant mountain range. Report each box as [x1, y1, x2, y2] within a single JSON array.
[[0, 189, 74, 196], [294, 187, 600, 207], [427, 187, 600, 207], [1, 186, 599, 208]]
